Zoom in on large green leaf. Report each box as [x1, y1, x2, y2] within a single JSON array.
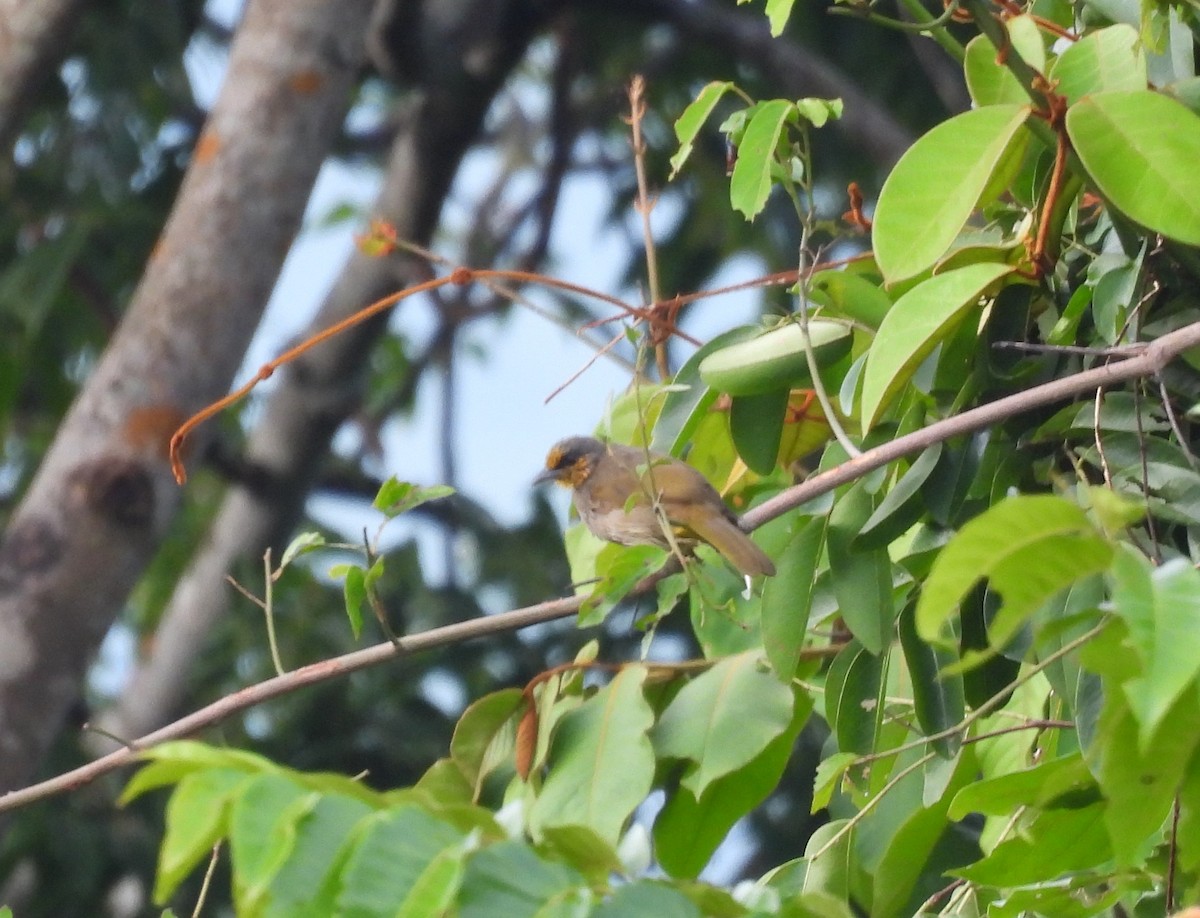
[[898, 603, 964, 758], [954, 802, 1112, 885], [916, 495, 1113, 649], [948, 753, 1096, 820], [670, 81, 735, 178], [651, 652, 794, 798], [529, 666, 655, 845], [334, 806, 466, 916], [761, 517, 825, 680], [1087, 689, 1200, 865], [154, 768, 251, 904], [860, 263, 1014, 432], [825, 640, 882, 757], [262, 793, 374, 917], [729, 387, 788, 474], [653, 695, 809, 879], [1049, 24, 1146, 105], [593, 882, 703, 917], [873, 105, 1031, 282], [1109, 548, 1200, 747], [458, 840, 589, 918], [449, 688, 524, 796], [827, 481, 895, 652], [871, 750, 977, 918], [1067, 89, 1200, 245], [963, 17, 1046, 107], [229, 774, 311, 911]]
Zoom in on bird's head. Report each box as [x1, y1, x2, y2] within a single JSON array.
[[534, 436, 607, 490]]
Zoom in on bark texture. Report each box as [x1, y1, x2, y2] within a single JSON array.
[[0, 0, 85, 152], [0, 0, 375, 794], [94, 0, 549, 745]]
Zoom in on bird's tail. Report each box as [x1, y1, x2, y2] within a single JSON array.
[[685, 512, 776, 577]]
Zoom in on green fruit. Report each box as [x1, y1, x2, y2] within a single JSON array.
[[698, 319, 852, 396]]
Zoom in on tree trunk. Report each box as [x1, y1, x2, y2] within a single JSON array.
[[0, 0, 374, 795]]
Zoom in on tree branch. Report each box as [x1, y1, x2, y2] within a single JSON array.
[[14, 318, 1200, 812]]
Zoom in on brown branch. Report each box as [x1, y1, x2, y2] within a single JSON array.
[[12, 319, 1200, 813], [741, 320, 1200, 530]]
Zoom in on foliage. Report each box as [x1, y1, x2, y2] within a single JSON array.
[[120, 0, 1200, 914], [6, 0, 1200, 914]]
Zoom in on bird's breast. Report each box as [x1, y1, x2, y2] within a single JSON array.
[[574, 492, 669, 547]]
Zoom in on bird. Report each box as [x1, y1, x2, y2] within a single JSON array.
[[535, 436, 775, 577]]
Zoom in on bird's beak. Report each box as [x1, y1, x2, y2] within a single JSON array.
[[533, 467, 561, 486]]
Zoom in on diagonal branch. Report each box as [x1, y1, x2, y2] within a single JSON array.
[[15, 318, 1200, 813]]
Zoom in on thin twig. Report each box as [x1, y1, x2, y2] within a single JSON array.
[[1158, 374, 1198, 471], [626, 75, 668, 380], [262, 549, 285, 677], [192, 843, 221, 918], [1094, 386, 1112, 487], [1133, 381, 1162, 562]]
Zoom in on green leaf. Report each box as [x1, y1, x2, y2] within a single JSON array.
[[1088, 688, 1200, 865], [915, 495, 1113, 647], [154, 769, 250, 903], [529, 666, 655, 845], [794, 97, 843, 127], [580, 544, 670, 627], [808, 269, 893, 330], [824, 640, 882, 756], [652, 326, 759, 455], [761, 517, 825, 680], [812, 752, 859, 812], [954, 802, 1112, 885], [873, 104, 1031, 282], [1049, 24, 1146, 105], [458, 840, 589, 918], [373, 476, 455, 517], [122, 741, 274, 805], [1109, 548, 1200, 747], [729, 388, 788, 474], [963, 24, 1039, 107], [855, 444, 942, 550], [898, 603, 963, 758], [449, 688, 524, 795], [730, 99, 795, 219], [278, 531, 326, 570], [334, 806, 466, 915], [670, 81, 736, 178], [332, 564, 366, 638], [229, 774, 310, 911], [594, 882, 702, 917], [651, 651, 794, 797], [263, 793, 374, 916], [861, 263, 1014, 431], [871, 751, 977, 918], [827, 481, 894, 653], [1066, 90, 1200, 246], [654, 696, 809, 878], [948, 753, 1096, 820], [765, 0, 797, 36]]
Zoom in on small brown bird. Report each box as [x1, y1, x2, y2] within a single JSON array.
[[535, 436, 775, 577]]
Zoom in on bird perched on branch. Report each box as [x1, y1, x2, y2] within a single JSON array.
[[535, 436, 775, 577]]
